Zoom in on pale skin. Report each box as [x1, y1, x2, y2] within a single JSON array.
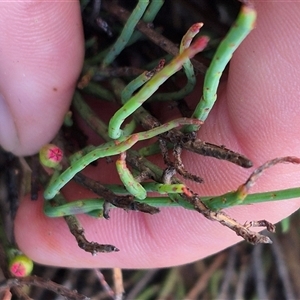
[[1, 1, 300, 268]]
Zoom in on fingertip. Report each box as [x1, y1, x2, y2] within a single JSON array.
[[0, 2, 84, 156], [225, 1, 300, 163]]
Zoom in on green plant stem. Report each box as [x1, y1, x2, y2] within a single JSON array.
[[81, 82, 115, 102], [108, 36, 209, 139], [121, 60, 165, 104], [44, 117, 201, 200], [128, 0, 165, 45], [148, 23, 202, 102], [101, 0, 149, 67], [44, 186, 300, 217], [73, 91, 110, 141], [186, 4, 257, 132]]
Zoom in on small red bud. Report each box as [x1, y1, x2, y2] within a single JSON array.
[[39, 144, 63, 168], [9, 255, 33, 277]]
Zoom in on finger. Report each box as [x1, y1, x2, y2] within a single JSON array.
[[0, 2, 84, 156], [185, 2, 300, 195]]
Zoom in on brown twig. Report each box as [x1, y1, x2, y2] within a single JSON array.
[[237, 156, 300, 198], [124, 270, 158, 300], [182, 190, 273, 244], [234, 252, 251, 299], [94, 269, 115, 299], [185, 252, 227, 299], [251, 243, 268, 299], [133, 106, 253, 168], [218, 247, 238, 298], [113, 268, 124, 300], [0, 276, 90, 300], [64, 214, 119, 255], [73, 173, 159, 217], [172, 145, 203, 182], [92, 67, 145, 81], [271, 234, 296, 299]]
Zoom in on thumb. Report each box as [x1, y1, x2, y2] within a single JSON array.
[[0, 2, 84, 156]]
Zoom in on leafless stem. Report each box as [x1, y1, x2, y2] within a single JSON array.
[[113, 268, 124, 300], [64, 214, 119, 255], [0, 276, 90, 300], [185, 252, 226, 299], [183, 191, 274, 244], [73, 173, 159, 216], [94, 269, 115, 299], [102, 0, 207, 74]]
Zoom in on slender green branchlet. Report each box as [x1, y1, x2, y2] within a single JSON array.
[[108, 35, 209, 139], [187, 5, 257, 132]]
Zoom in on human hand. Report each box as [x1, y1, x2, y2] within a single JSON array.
[[3, 2, 300, 268]]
